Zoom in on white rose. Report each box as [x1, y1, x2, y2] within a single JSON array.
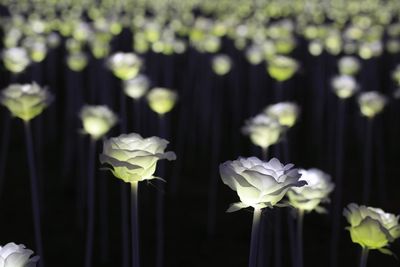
[[146, 87, 178, 115], [108, 52, 143, 80], [242, 114, 285, 150], [358, 91, 387, 118], [1, 83, 53, 121], [219, 157, 306, 212], [331, 75, 359, 99], [123, 74, 150, 100], [0, 242, 39, 267], [2, 47, 30, 73], [264, 102, 300, 128], [287, 168, 334, 212], [100, 133, 176, 183], [80, 105, 118, 140], [343, 203, 400, 251], [212, 54, 232, 76], [338, 56, 361, 76]]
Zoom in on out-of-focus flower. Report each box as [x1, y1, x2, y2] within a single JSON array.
[[99, 133, 176, 183], [343, 203, 400, 252], [0, 242, 39, 267], [80, 105, 118, 140], [264, 102, 300, 128], [391, 65, 400, 86], [242, 114, 284, 150], [23, 37, 48, 63], [287, 168, 334, 213], [108, 52, 143, 80], [123, 74, 150, 100], [67, 52, 88, 72], [358, 91, 387, 118], [267, 55, 298, 82], [331, 75, 359, 99], [219, 157, 306, 212], [212, 54, 232, 76], [338, 56, 360, 76], [246, 44, 264, 65], [0, 83, 53, 121], [146, 87, 178, 115], [2, 47, 30, 73]]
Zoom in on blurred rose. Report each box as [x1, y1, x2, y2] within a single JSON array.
[[287, 168, 334, 212], [1, 83, 53, 121], [108, 52, 143, 80], [146, 87, 178, 115], [212, 54, 232, 76], [338, 56, 360, 76], [219, 157, 306, 212], [2, 47, 30, 73], [358, 91, 387, 118], [267, 55, 298, 82], [123, 74, 150, 100], [331, 75, 359, 99], [100, 133, 176, 183], [80, 105, 118, 140], [344, 203, 400, 251], [0, 242, 39, 267], [264, 102, 300, 128]]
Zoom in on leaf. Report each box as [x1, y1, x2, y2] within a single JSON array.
[[226, 202, 248, 213], [379, 248, 398, 260]]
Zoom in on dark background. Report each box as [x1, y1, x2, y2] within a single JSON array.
[[0, 14, 400, 267]]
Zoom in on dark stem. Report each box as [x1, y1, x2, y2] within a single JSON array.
[[84, 139, 96, 267], [249, 208, 262, 267], [0, 114, 11, 198], [359, 247, 369, 267], [24, 121, 44, 267], [297, 210, 304, 267], [362, 119, 373, 204], [131, 182, 140, 267]]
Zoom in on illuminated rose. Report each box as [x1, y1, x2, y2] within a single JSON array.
[[146, 87, 178, 115], [2, 47, 30, 73], [337, 56, 360, 76], [358, 91, 387, 118], [264, 102, 300, 128], [344, 203, 400, 251], [287, 168, 334, 212], [123, 74, 150, 100], [108, 52, 143, 80], [0, 83, 53, 121], [242, 114, 284, 150], [100, 133, 176, 183], [267, 55, 298, 82], [219, 157, 306, 212], [80, 105, 118, 140], [331, 75, 359, 99], [0, 242, 39, 267], [212, 54, 232, 76]]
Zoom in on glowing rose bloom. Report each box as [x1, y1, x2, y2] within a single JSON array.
[[287, 168, 334, 213], [308, 40, 323, 56], [338, 56, 361, 76], [146, 87, 178, 115], [108, 52, 143, 80], [245, 45, 264, 65], [80, 105, 118, 140], [264, 102, 300, 128], [2, 47, 30, 73], [123, 74, 150, 100], [267, 55, 298, 82], [0, 83, 53, 121], [99, 133, 176, 183], [343, 203, 400, 251], [219, 157, 306, 212], [358, 91, 387, 118], [242, 114, 284, 150], [47, 33, 61, 49], [23, 37, 47, 63], [212, 54, 232, 76], [331, 75, 359, 99], [67, 52, 88, 72], [0, 242, 39, 267]]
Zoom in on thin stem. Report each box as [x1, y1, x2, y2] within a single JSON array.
[[262, 148, 268, 161], [362, 119, 373, 204], [131, 182, 140, 267], [297, 210, 304, 267], [249, 208, 262, 267], [84, 138, 96, 267], [24, 121, 44, 267], [0, 114, 11, 198], [359, 247, 369, 267]]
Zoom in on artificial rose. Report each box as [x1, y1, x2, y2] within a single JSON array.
[[123, 74, 150, 100], [358, 91, 387, 118], [264, 102, 300, 128], [108, 52, 143, 80], [100, 133, 176, 183], [338, 56, 360, 76], [2, 47, 30, 73], [267, 55, 298, 82], [219, 157, 306, 212], [0, 242, 39, 267], [343, 203, 400, 252], [331, 75, 359, 99], [212, 54, 232, 76], [80, 105, 118, 140], [0, 83, 53, 121], [146, 87, 178, 115], [242, 114, 285, 150], [287, 168, 334, 212]]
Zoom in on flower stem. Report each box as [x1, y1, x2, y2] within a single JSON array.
[[249, 208, 262, 267], [262, 148, 268, 161], [362, 119, 373, 204], [131, 182, 140, 267], [24, 121, 44, 267], [84, 138, 96, 267], [297, 210, 304, 267], [359, 247, 369, 267]]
